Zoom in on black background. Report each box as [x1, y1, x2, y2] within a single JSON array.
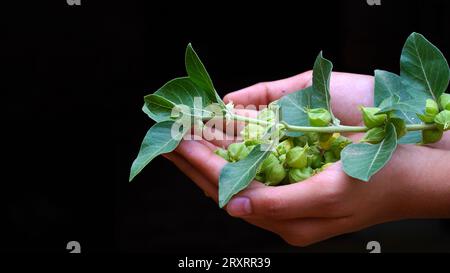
[[2, 0, 450, 253]]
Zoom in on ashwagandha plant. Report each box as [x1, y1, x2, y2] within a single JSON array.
[[129, 33, 450, 208]]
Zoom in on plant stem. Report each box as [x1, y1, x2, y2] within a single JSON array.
[[229, 113, 437, 133], [230, 114, 272, 126]]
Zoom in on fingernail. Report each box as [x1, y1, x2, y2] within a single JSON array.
[[227, 197, 252, 216]]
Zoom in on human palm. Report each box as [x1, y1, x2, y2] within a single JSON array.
[[163, 71, 450, 246]]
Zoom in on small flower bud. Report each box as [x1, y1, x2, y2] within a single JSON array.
[[308, 108, 332, 127], [439, 93, 450, 111], [288, 167, 313, 183], [360, 107, 387, 128], [418, 99, 439, 123], [286, 146, 308, 169], [360, 127, 386, 144]]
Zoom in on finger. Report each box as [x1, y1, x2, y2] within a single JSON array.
[[328, 72, 374, 125], [226, 163, 351, 219], [223, 71, 313, 106], [163, 152, 218, 202], [175, 140, 227, 185], [224, 71, 374, 126]]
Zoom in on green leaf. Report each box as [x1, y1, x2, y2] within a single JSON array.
[[341, 123, 398, 181], [374, 70, 411, 106], [185, 44, 223, 105], [129, 120, 189, 181], [142, 94, 176, 122], [400, 32, 450, 101], [312, 52, 339, 125], [279, 86, 313, 136], [144, 77, 217, 121], [374, 70, 424, 144], [219, 144, 272, 208], [279, 52, 338, 136], [378, 95, 424, 115], [144, 44, 224, 122]]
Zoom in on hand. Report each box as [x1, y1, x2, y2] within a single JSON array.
[[163, 71, 450, 246]]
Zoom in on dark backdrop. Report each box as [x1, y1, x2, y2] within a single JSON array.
[[2, 0, 450, 253]]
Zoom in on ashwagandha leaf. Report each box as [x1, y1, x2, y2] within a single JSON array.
[[279, 86, 314, 136], [279, 52, 338, 136], [378, 95, 424, 115], [374, 70, 412, 106], [219, 144, 272, 208], [400, 32, 450, 102], [129, 120, 189, 182], [143, 44, 224, 122], [374, 70, 423, 144], [144, 77, 218, 121], [341, 123, 397, 182], [313, 52, 340, 125], [143, 94, 177, 122], [185, 43, 224, 105]]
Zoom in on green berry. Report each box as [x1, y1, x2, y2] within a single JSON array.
[[307, 153, 323, 169], [261, 153, 279, 171], [434, 110, 450, 131], [360, 107, 387, 128], [439, 93, 450, 110], [288, 167, 313, 183], [227, 142, 249, 162], [255, 172, 265, 183], [286, 146, 308, 169], [330, 135, 352, 158], [276, 138, 293, 155], [308, 108, 332, 127], [418, 99, 439, 123], [422, 128, 444, 144], [265, 163, 286, 186]]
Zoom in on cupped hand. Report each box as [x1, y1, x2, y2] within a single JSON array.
[[163, 71, 450, 246]]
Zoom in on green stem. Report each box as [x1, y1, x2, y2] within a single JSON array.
[[229, 113, 436, 133], [230, 114, 272, 126]]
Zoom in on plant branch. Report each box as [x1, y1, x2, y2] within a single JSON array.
[[229, 113, 437, 133]]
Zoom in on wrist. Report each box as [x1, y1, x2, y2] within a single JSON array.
[[387, 145, 450, 219]]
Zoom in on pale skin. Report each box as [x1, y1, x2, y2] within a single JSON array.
[[163, 71, 450, 247]]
